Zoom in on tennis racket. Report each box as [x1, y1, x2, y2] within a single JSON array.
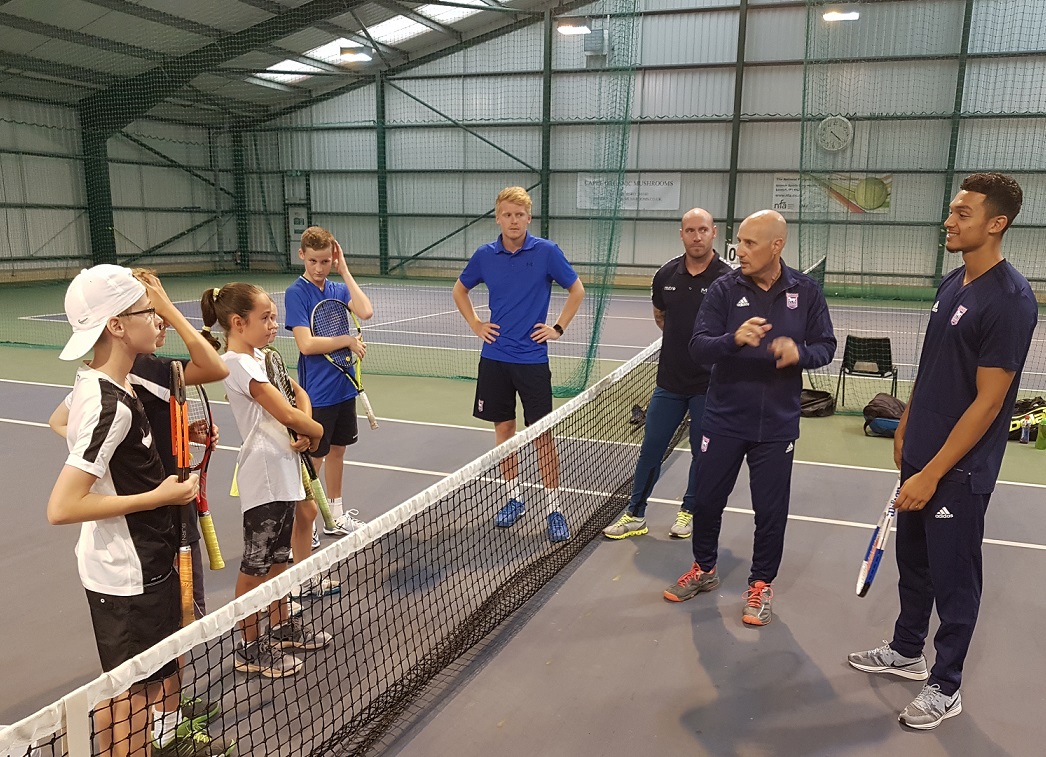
[[169, 362, 195, 627], [310, 298, 379, 430], [263, 346, 337, 530], [185, 384, 224, 570], [856, 479, 901, 597]]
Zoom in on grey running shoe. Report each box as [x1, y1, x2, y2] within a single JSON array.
[[669, 510, 693, 538], [899, 684, 962, 730], [847, 641, 929, 680], [234, 639, 303, 678], [324, 510, 366, 536], [663, 563, 720, 602], [742, 581, 773, 626], [270, 617, 333, 651], [603, 513, 648, 540], [292, 575, 341, 600]]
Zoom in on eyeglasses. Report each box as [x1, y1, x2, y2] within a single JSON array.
[[119, 307, 158, 318]]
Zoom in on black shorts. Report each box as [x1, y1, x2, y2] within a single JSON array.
[[474, 358, 553, 426], [86, 573, 180, 683], [240, 501, 295, 577], [312, 399, 358, 458]]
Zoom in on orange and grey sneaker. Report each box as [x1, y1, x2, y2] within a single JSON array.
[[663, 562, 720, 602], [742, 581, 773, 626]]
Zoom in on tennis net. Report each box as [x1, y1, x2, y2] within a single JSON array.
[[1, 338, 682, 757]]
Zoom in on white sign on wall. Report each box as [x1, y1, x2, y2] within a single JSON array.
[[577, 172, 682, 211], [772, 174, 801, 217]]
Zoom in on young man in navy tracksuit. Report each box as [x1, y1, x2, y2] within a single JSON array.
[[662, 210, 836, 628], [848, 173, 1036, 730]]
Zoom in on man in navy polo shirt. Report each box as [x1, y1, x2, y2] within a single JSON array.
[[849, 173, 1036, 730], [603, 207, 732, 541], [662, 210, 836, 628], [452, 186, 585, 543]]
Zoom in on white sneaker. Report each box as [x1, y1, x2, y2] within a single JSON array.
[[323, 510, 366, 536], [311, 524, 320, 549]]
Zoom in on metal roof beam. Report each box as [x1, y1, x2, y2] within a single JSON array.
[[0, 49, 116, 88], [370, 0, 462, 40], [80, 0, 370, 134], [315, 19, 404, 60], [78, 0, 222, 38], [0, 11, 168, 62]]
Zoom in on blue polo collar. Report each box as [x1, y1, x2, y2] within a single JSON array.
[[494, 231, 538, 255]]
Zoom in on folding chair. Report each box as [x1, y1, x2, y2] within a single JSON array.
[[835, 336, 898, 407]]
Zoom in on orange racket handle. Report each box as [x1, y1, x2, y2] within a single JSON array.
[[179, 547, 194, 626]]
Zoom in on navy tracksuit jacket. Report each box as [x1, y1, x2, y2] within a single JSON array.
[[686, 264, 836, 583]]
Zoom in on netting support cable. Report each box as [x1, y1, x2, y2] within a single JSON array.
[[386, 180, 542, 274], [540, 9, 553, 239], [723, 0, 750, 247], [81, 126, 117, 266], [117, 132, 235, 198], [932, 0, 975, 286], [376, 71, 391, 276], [231, 130, 251, 272], [383, 80, 538, 173]]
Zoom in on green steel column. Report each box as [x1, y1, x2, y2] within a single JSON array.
[[231, 130, 250, 272], [81, 126, 117, 265], [540, 10, 553, 238], [724, 0, 749, 248], [376, 72, 390, 276], [933, 0, 975, 285]]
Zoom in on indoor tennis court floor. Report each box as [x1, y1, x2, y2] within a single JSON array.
[[2, 370, 1045, 755]]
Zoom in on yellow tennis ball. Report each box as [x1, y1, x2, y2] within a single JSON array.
[[854, 177, 888, 210]]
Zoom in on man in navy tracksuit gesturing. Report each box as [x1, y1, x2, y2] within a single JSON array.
[[848, 173, 1036, 730], [663, 210, 836, 627]]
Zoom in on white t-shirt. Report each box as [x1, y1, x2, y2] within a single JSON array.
[[222, 350, 305, 511], [65, 367, 174, 596]]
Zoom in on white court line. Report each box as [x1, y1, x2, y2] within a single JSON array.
[[6, 416, 1045, 551]]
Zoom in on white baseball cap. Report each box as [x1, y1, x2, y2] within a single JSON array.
[[60, 265, 146, 361]]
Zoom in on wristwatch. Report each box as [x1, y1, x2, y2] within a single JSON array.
[[553, 324, 564, 335]]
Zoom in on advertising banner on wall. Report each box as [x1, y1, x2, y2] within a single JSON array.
[[577, 172, 682, 211], [776, 173, 893, 214]]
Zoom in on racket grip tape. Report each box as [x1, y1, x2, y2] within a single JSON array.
[[359, 391, 379, 430], [199, 513, 225, 570], [301, 460, 337, 530], [179, 547, 194, 626], [311, 476, 337, 530]]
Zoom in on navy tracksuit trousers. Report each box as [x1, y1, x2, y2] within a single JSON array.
[[891, 460, 989, 696], [690, 432, 795, 585]]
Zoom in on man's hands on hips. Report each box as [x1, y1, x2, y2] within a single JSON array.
[[471, 320, 500, 344], [531, 323, 561, 343]]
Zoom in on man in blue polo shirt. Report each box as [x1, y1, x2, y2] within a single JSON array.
[[603, 207, 732, 541], [452, 186, 585, 543], [848, 173, 1036, 730], [663, 210, 836, 628]]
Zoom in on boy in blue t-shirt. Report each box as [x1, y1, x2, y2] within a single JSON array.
[[452, 186, 585, 543], [284, 227, 374, 545]]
